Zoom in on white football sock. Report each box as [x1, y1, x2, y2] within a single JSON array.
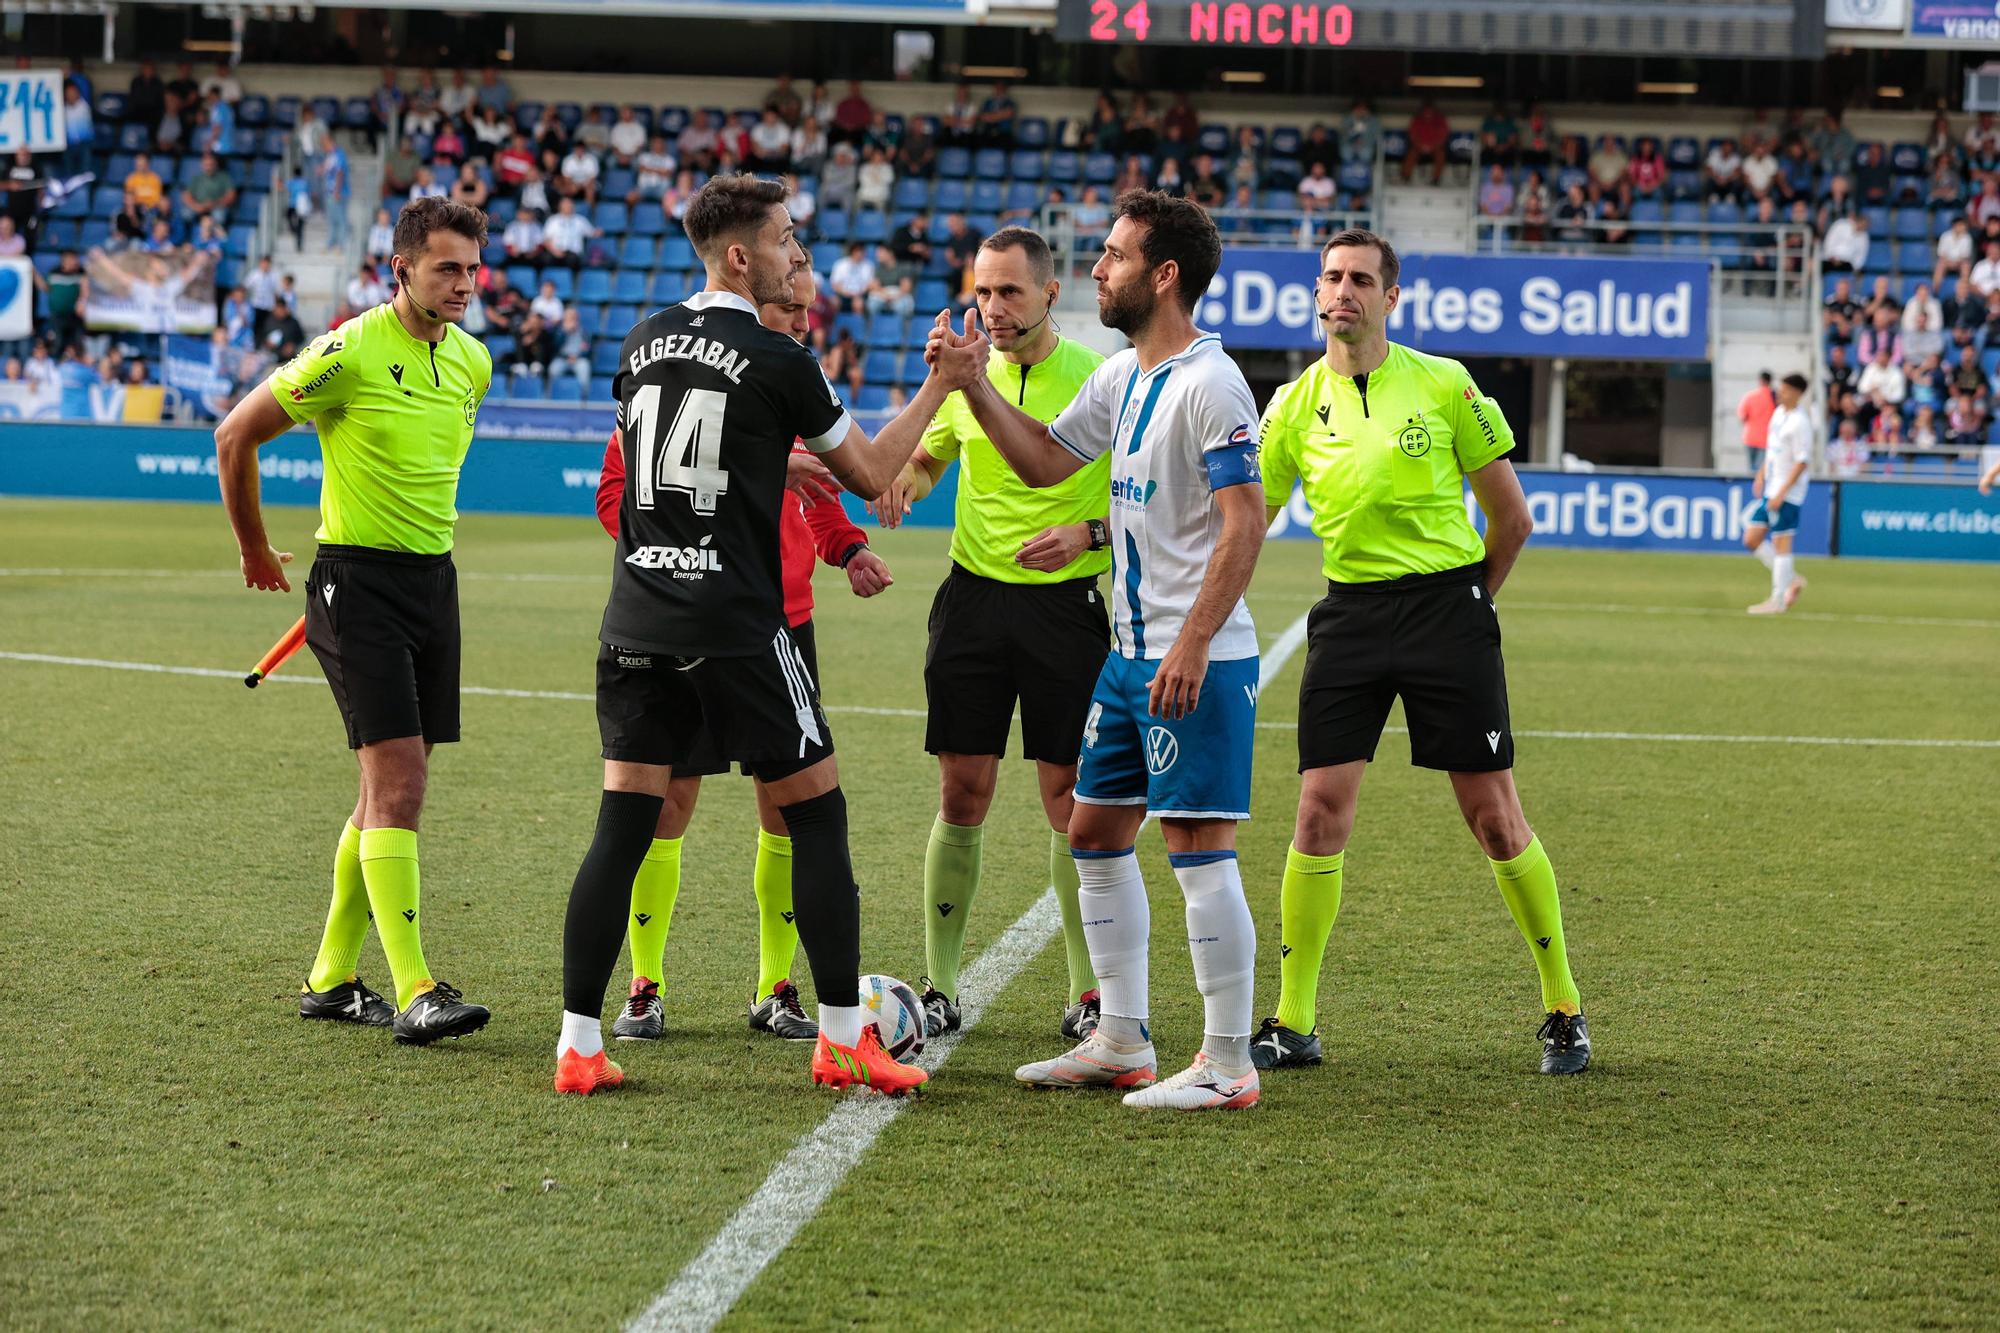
[[1171, 851, 1256, 1056], [1773, 553, 1794, 601], [559, 1009, 603, 1059], [1753, 540, 1775, 571], [820, 1004, 864, 1047], [1076, 847, 1150, 1031]]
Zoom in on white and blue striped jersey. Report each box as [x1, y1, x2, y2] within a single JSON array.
[[1049, 333, 1261, 662]]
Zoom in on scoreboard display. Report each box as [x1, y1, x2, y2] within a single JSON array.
[[1053, 0, 1821, 57]]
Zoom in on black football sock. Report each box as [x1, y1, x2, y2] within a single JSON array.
[[562, 789, 666, 1019], [777, 788, 862, 1011]]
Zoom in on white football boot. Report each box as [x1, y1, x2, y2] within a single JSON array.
[[1015, 1031, 1157, 1090], [1120, 1052, 1260, 1111]]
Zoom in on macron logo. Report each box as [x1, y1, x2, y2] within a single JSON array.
[[1486, 730, 1502, 753]]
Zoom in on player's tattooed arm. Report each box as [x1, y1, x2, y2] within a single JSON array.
[[819, 374, 956, 501]]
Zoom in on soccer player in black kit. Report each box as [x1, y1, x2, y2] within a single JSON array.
[[555, 176, 959, 1096]]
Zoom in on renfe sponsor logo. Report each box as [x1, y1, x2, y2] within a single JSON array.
[[1201, 251, 1710, 360]]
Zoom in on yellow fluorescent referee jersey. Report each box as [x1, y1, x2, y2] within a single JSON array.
[[269, 302, 493, 555], [1258, 341, 1515, 584], [921, 336, 1111, 583]]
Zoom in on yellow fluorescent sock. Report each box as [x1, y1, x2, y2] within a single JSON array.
[[306, 820, 371, 993], [358, 826, 430, 1010]]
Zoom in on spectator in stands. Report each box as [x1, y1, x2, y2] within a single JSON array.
[[543, 196, 597, 269], [1478, 103, 1517, 167], [783, 173, 815, 233], [504, 207, 544, 260], [896, 119, 935, 180], [1853, 143, 1891, 207], [821, 142, 859, 212], [553, 308, 591, 393], [60, 82, 92, 179], [476, 67, 512, 117], [32, 251, 87, 351], [806, 81, 836, 131], [1869, 409, 1905, 451], [1858, 344, 1907, 411], [470, 103, 510, 154], [1778, 139, 1814, 202], [1741, 138, 1780, 205], [1074, 185, 1110, 236], [1516, 169, 1550, 242], [856, 144, 896, 211], [1339, 99, 1380, 171], [127, 60, 165, 136], [531, 278, 565, 324], [1951, 343, 1989, 401], [1740, 108, 1776, 156], [1945, 390, 1987, 445], [601, 105, 645, 167], [749, 108, 792, 173], [1702, 137, 1743, 203], [1970, 178, 2000, 230], [0, 215, 22, 258], [1908, 352, 1946, 410], [865, 111, 901, 158], [141, 216, 175, 253], [1821, 208, 1868, 273], [348, 262, 390, 311], [575, 108, 611, 159], [1296, 124, 1336, 177], [432, 117, 466, 168], [1962, 111, 1999, 165], [1809, 112, 1856, 179], [1823, 275, 1859, 330], [1156, 121, 1192, 176], [834, 82, 875, 146], [1150, 154, 1184, 198], [1971, 239, 2000, 303], [322, 133, 351, 253], [890, 211, 930, 266], [1861, 275, 1900, 326], [661, 169, 697, 224], [790, 117, 828, 176], [24, 340, 56, 390], [192, 214, 225, 258], [377, 135, 419, 202], [941, 83, 977, 149], [449, 162, 489, 212], [125, 152, 164, 218], [293, 104, 324, 182], [822, 327, 863, 399], [829, 242, 873, 314], [1403, 99, 1449, 185], [402, 95, 441, 144], [1277, 156, 1326, 214], [533, 108, 569, 161], [1587, 134, 1630, 210], [1188, 155, 1226, 209], [630, 135, 677, 206], [262, 298, 303, 360], [437, 69, 474, 121], [977, 82, 1018, 147], [244, 254, 278, 336], [941, 212, 978, 294], [1904, 306, 1944, 366], [764, 74, 804, 127], [363, 208, 394, 265], [365, 65, 402, 150], [484, 269, 525, 335], [1903, 281, 1944, 335], [1554, 181, 1594, 244], [510, 311, 553, 385], [1112, 155, 1147, 197], [1123, 92, 1159, 155], [1857, 309, 1903, 371], [1827, 418, 1867, 475], [408, 164, 446, 203], [559, 141, 601, 205], [1083, 92, 1122, 156], [1909, 403, 1940, 449], [677, 112, 719, 174], [1628, 138, 1665, 200], [1164, 92, 1199, 145], [178, 151, 236, 223], [867, 243, 915, 316], [1825, 343, 1856, 400], [1927, 155, 1964, 210], [281, 169, 311, 250], [1737, 371, 1775, 472], [518, 165, 551, 217]]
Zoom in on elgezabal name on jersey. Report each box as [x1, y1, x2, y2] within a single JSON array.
[[628, 334, 751, 385]]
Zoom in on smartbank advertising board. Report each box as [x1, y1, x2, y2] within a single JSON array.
[[1199, 251, 1711, 360]]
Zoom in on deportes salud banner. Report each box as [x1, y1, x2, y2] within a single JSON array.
[[1200, 251, 1710, 360]]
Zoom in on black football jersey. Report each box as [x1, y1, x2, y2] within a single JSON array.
[[599, 291, 850, 656]]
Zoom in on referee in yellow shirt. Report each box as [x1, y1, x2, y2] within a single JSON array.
[[871, 227, 1112, 1040], [1252, 228, 1590, 1075], [214, 197, 495, 1046]]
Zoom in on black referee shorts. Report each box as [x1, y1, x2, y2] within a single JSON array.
[[596, 622, 832, 783], [304, 544, 460, 749], [924, 562, 1109, 765], [671, 619, 821, 779], [1297, 563, 1515, 774]]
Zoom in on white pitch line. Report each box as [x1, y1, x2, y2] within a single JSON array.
[[5, 649, 1995, 751], [621, 610, 1315, 1333]]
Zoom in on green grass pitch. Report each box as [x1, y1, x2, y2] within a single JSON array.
[[2, 497, 1995, 1330]]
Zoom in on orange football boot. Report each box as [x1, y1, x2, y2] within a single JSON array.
[[554, 1047, 626, 1096], [810, 1025, 928, 1097]]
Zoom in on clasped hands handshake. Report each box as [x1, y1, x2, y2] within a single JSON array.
[[923, 308, 992, 391]]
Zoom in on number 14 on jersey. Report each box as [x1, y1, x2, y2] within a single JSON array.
[[629, 384, 731, 516]]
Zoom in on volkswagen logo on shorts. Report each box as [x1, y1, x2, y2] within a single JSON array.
[[1144, 726, 1180, 775]]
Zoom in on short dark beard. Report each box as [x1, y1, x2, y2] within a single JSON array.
[[749, 255, 794, 307], [1099, 280, 1154, 337]]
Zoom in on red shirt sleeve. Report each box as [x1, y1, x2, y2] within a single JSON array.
[[596, 431, 624, 538], [796, 450, 865, 565]]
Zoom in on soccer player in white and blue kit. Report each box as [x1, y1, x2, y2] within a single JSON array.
[[927, 191, 1268, 1111]]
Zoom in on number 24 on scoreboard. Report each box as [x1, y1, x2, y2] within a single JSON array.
[[1087, 0, 1153, 40]]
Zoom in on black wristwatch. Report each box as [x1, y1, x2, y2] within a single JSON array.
[[837, 541, 869, 568], [1085, 518, 1109, 551]]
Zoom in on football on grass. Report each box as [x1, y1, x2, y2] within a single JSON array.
[[857, 974, 925, 1061]]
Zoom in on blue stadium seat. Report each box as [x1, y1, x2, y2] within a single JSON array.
[[1048, 151, 1081, 185], [342, 98, 372, 131], [629, 207, 667, 236], [900, 351, 929, 384], [833, 312, 865, 345], [1261, 189, 1294, 211], [1896, 241, 1931, 272], [507, 263, 539, 293], [853, 385, 892, 413], [867, 313, 905, 347], [660, 237, 697, 269], [1016, 118, 1050, 149], [602, 168, 636, 201], [649, 271, 686, 306], [1083, 154, 1118, 185], [236, 95, 267, 128], [974, 149, 1008, 180], [118, 124, 150, 151], [545, 376, 585, 402], [574, 304, 602, 337], [96, 91, 127, 122], [1380, 129, 1408, 162], [577, 269, 612, 303], [1707, 200, 1743, 227], [606, 303, 641, 329], [1004, 182, 1044, 213], [619, 236, 657, 267], [658, 106, 690, 136], [893, 178, 931, 210], [557, 103, 585, 131], [937, 147, 972, 178], [1892, 209, 1929, 240], [544, 269, 574, 300], [1197, 124, 1231, 156], [813, 244, 845, 273], [513, 102, 545, 132], [971, 181, 1004, 212], [1270, 126, 1304, 158], [1337, 162, 1373, 196], [852, 212, 888, 244], [596, 202, 629, 233], [1862, 244, 1893, 273], [613, 269, 649, 302], [487, 335, 516, 362], [272, 96, 300, 128], [481, 241, 508, 269], [1863, 206, 1891, 237], [592, 343, 623, 377], [864, 349, 900, 384], [1264, 158, 1302, 190], [818, 212, 850, 242], [934, 179, 969, 211], [1446, 130, 1477, 164], [506, 372, 545, 400], [1008, 150, 1045, 180]]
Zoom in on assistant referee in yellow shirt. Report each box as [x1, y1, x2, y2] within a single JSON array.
[[214, 196, 495, 1047], [871, 227, 1112, 1041], [1251, 228, 1590, 1075]]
